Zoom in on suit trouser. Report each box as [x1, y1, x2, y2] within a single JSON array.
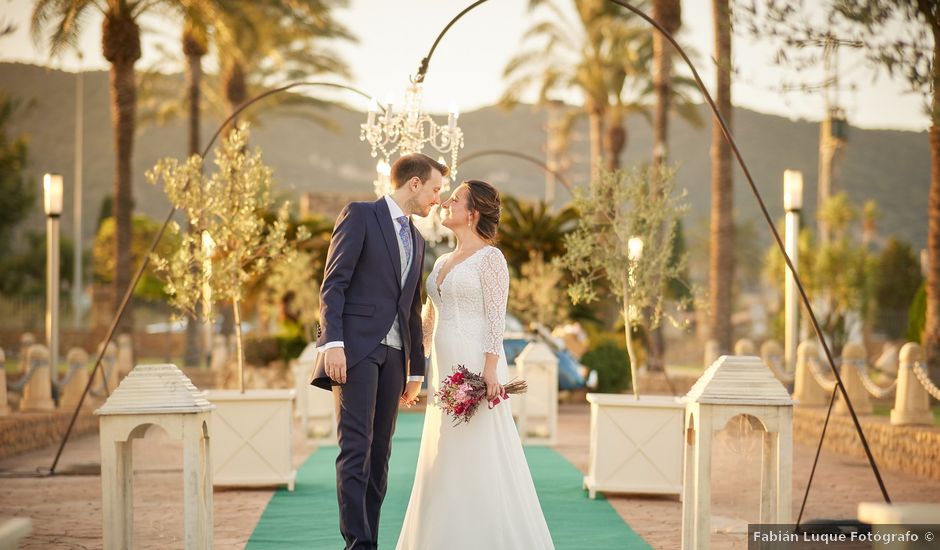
[[333, 344, 406, 550]]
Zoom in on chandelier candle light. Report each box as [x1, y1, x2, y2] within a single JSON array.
[[360, 81, 464, 179]]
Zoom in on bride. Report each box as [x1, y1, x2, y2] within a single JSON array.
[[396, 180, 555, 550]]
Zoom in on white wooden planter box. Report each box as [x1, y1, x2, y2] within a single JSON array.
[[293, 345, 338, 442], [206, 389, 297, 490], [584, 393, 684, 498]]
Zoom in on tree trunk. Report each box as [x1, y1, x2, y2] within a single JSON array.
[[224, 60, 248, 123], [587, 101, 606, 186], [233, 296, 245, 393], [603, 114, 626, 172], [651, 0, 681, 187], [216, 59, 248, 339], [183, 26, 206, 368], [649, 0, 681, 372], [102, 12, 141, 336], [924, 23, 940, 383], [708, 0, 735, 356], [623, 274, 639, 399]]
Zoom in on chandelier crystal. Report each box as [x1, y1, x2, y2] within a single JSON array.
[[360, 81, 464, 177]]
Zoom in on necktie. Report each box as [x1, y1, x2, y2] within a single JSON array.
[[396, 216, 412, 272]]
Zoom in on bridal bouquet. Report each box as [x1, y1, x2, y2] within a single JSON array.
[[434, 365, 527, 426]]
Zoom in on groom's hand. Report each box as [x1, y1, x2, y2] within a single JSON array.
[[401, 381, 421, 407], [325, 347, 347, 384]]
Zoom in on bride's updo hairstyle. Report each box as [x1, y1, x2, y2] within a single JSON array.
[[463, 180, 501, 243]]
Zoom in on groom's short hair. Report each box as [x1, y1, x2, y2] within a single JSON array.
[[391, 153, 449, 189]]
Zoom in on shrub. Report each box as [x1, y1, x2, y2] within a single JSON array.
[[581, 334, 631, 393], [908, 281, 926, 344], [244, 335, 280, 367], [276, 334, 308, 363]]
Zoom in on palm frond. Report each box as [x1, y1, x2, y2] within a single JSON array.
[[31, 0, 96, 57]]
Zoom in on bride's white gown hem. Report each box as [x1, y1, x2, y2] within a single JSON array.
[[395, 246, 555, 550]]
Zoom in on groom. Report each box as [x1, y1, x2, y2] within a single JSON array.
[[312, 153, 447, 550]]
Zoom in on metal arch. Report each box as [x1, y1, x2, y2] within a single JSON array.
[[457, 149, 573, 195], [49, 81, 378, 475], [414, 0, 891, 505]]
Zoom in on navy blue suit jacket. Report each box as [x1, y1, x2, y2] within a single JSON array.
[[311, 198, 426, 390]]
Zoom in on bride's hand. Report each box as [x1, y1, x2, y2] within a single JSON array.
[[483, 365, 502, 401]]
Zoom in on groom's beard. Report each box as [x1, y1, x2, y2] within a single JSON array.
[[406, 198, 432, 217]]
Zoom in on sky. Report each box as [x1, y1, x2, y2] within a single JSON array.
[[0, 0, 931, 132]]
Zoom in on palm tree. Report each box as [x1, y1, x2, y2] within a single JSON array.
[[181, 13, 211, 367], [31, 0, 227, 335], [602, 32, 702, 171], [504, 0, 700, 178], [498, 195, 578, 274], [602, 27, 653, 171], [646, 0, 682, 371], [707, 0, 735, 358], [651, 0, 681, 178], [217, 1, 353, 121], [502, 0, 630, 184]]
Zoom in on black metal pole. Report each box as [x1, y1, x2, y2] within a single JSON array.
[[416, 0, 890, 503], [48, 81, 377, 475], [457, 149, 573, 193]]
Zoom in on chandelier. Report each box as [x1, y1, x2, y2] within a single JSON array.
[[363, 80, 462, 244], [360, 80, 464, 177]]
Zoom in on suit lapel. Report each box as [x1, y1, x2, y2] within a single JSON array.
[[374, 198, 403, 281]]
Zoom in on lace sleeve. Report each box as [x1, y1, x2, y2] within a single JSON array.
[[480, 247, 509, 356], [421, 297, 435, 354]]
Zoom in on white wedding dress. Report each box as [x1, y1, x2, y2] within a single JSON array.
[[396, 246, 555, 550]]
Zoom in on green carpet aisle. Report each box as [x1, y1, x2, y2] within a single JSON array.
[[247, 413, 650, 549]]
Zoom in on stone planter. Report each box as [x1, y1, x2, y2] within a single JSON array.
[[584, 393, 684, 498], [205, 389, 296, 490]]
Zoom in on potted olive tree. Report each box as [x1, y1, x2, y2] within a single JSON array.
[[148, 124, 302, 490], [559, 166, 691, 498]]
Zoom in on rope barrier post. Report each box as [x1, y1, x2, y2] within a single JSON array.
[[834, 343, 872, 416], [891, 343, 936, 425]]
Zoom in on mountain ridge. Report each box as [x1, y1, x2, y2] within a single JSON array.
[[1, 61, 931, 255]]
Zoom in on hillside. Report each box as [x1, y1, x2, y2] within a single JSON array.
[[1, 62, 931, 257]]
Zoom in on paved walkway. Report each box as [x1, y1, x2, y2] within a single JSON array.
[[1, 403, 939, 548]]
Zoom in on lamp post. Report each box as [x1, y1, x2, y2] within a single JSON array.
[[625, 236, 643, 399], [44, 173, 64, 374], [783, 169, 803, 375], [73, 60, 85, 329]]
